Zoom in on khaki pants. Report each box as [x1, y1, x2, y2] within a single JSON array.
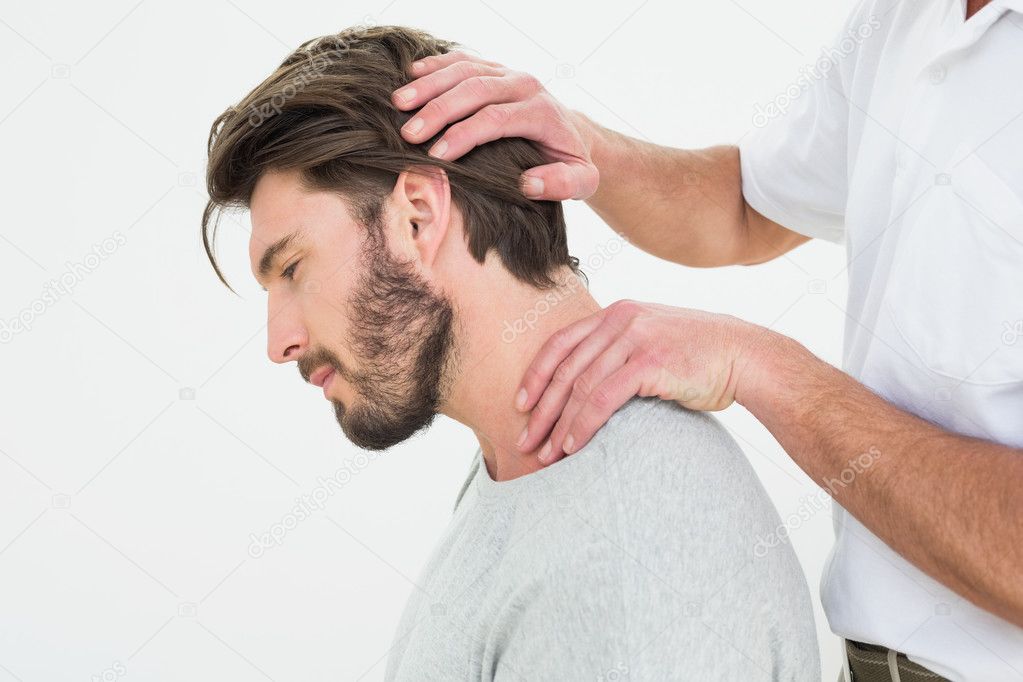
[[838, 639, 949, 682]]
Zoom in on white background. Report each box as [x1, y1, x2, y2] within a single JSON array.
[[0, 0, 856, 679]]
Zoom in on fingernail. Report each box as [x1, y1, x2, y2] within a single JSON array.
[[515, 426, 528, 448], [396, 87, 416, 104], [523, 175, 544, 197], [515, 387, 528, 411], [429, 139, 448, 159], [563, 434, 575, 454], [539, 441, 552, 463], [403, 117, 424, 135], [411, 61, 425, 73]]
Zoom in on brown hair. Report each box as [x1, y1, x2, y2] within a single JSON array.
[[202, 24, 582, 292]]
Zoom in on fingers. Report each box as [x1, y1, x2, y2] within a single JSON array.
[[517, 318, 627, 453], [521, 160, 600, 201], [540, 364, 644, 465], [541, 339, 636, 464], [516, 309, 608, 414], [394, 60, 502, 112], [400, 74, 538, 149], [405, 50, 502, 81], [427, 98, 552, 160], [393, 53, 600, 202], [416, 76, 547, 161]]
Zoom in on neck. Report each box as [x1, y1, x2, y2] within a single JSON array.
[[966, 0, 991, 19], [439, 266, 602, 481]]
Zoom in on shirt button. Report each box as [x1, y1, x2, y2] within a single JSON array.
[[928, 63, 947, 84]]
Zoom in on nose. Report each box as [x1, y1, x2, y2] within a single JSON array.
[[266, 294, 307, 364]]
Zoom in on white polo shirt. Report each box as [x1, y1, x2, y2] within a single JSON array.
[[739, 1, 1023, 680]]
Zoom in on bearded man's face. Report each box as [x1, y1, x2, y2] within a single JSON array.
[[249, 168, 458, 450]]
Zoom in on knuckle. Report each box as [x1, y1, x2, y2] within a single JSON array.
[[535, 92, 564, 123], [536, 91, 561, 114], [623, 314, 646, 336], [607, 300, 639, 326], [546, 329, 565, 350], [525, 406, 548, 431], [588, 383, 614, 412], [571, 375, 592, 401], [633, 349, 660, 373], [536, 112, 561, 138], [534, 408, 562, 440], [481, 104, 511, 126], [453, 59, 481, 80], [463, 76, 492, 99], [516, 72, 543, 95], [552, 361, 575, 386], [549, 327, 572, 353], [421, 95, 450, 120]]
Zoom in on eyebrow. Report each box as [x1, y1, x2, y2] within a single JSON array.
[[256, 231, 301, 291]]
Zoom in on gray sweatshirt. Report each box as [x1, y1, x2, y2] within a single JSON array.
[[384, 396, 820, 681]]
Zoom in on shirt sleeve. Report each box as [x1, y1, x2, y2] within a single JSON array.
[[739, 2, 872, 244]]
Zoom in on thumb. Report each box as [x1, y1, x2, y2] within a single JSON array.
[[520, 161, 599, 201]]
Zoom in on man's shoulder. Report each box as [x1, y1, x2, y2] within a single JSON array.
[[525, 395, 772, 551], [564, 396, 791, 568], [494, 398, 819, 680], [585, 396, 751, 489], [596, 395, 734, 445]]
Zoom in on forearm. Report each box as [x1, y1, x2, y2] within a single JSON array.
[[573, 112, 807, 267], [738, 332, 1023, 627]]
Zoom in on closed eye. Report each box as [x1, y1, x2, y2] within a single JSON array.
[[281, 259, 300, 281]]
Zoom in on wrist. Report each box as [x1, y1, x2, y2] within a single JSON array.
[[734, 324, 806, 415]]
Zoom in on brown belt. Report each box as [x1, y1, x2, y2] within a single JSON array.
[[843, 639, 949, 682]]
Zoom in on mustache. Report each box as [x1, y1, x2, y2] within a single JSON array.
[[298, 347, 352, 385]]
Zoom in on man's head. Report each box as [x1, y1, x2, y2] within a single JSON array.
[[202, 25, 582, 450]]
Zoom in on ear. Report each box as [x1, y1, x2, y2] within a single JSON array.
[[389, 165, 452, 270]]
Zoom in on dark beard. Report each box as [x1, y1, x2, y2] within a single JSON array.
[[332, 228, 456, 450]]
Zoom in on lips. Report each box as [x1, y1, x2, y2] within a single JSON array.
[[320, 369, 335, 399], [309, 365, 334, 388]]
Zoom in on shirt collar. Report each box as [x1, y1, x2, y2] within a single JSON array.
[[937, 0, 1020, 59]]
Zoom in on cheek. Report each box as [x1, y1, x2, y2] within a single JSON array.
[[300, 271, 360, 364], [301, 290, 349, 348], [301, 265, 348, 324]]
